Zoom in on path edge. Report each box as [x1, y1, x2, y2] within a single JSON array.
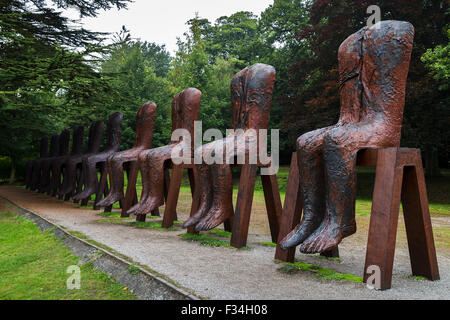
[[0, 195, 199, 301]]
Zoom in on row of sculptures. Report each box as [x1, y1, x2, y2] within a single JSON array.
[[24, 21, 415, 255]]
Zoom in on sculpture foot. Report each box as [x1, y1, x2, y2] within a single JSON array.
[[183, 200, 212, 228], [127, 202, 142, 215], [299, 216, 350, 254], [73, 189, 94, 201], [96, 193, 123, 208], [194, 205, 232, 232], [132, 196, 163, 216], [280, 218, 323, 250]]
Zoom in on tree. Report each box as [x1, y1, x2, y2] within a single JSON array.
[[101, 29, 175, 149], [0, 0, 132, 182], [280, 0, 449, 173]]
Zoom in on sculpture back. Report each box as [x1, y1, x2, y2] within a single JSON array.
[[230, 63, 276, 131], [71, 125, 85, 155], [134, 102, 157, 149], [87, 120, 104, 153]]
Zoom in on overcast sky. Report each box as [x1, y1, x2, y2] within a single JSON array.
[[64, 0, 274, 55]]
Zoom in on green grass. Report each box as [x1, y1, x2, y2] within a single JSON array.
[[260, 242, 277, 247], [0, 211, 135, 300], [97, 218, 178, 231], [276, 259, 363, 283], [209, 228, 232, 238], [179, 233, 251, 250], [127, 265, 140, 276], [314, 255, 342, 263]]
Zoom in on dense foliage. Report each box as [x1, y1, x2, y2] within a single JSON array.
[[1, 0, 449, 182]]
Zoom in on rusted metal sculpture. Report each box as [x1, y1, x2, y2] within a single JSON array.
[[59, 121, 104, 200], [96, 102, 157, 209], [38, 131, 70, 193], [45, 129, 71, 195], [73, 112, 123, 206], [184, 63, 277, 232], [26, 136, 48, 190], [280, 20, 415, 254], [127, 88, 201, 218], [49, 125, 85, 198]]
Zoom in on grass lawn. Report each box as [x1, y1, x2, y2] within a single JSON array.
[[0, 211, 135, 300]]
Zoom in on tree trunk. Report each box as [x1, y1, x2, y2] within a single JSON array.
[[9, 157, 16, 184]]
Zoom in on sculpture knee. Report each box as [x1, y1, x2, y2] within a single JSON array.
[[297, 132, 322, 154]]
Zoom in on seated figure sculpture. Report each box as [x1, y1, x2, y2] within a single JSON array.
[[32, 135, 59, 191], [73, 112, 123, 203], [26, 136, 48, 190], [96, 102, 157, 208], [39, 130, 70, 194], [59, 121, 104, 199], [183, 63, 276, 231], [127, 88, 202, 217], [280, 20, 415, 254], [49, 125, 84, 197]]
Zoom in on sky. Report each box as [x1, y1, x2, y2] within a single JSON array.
[[64, 0, 274, 55]]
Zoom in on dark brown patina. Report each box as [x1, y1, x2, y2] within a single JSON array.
[[127, 88, 201, 217], [184, 63, 276, 231], [281, 20, 415, 254]]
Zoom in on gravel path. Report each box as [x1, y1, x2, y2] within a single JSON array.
[[1, 185, 449, 300]]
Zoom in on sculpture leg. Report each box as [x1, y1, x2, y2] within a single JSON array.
[[134, 146, 174, 215], [127, 150, 153, 215], [183, 164, 214, 228], [73, 157, 99, 201], [280, 127, 333, 249], [195, 163, 234, 231], [97, 155, 126, 207], [59, 159, 78, 197], [128, 145, 174, 216], [300, 121, 392, 254], [38, 162, 51, 193]]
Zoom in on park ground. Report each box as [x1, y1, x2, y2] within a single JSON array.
[[0, 166, 449, 299]]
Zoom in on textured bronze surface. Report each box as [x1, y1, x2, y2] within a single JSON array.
[[127, 88, 201, 217], [281, 21, 415, 254], [26, 136, 48, 190], [96, 102, 157, 208], [184, 63, 276, 232], [72, 112, 123, 202], [48, 126, 85, 197], [59, 120, 104, 198]]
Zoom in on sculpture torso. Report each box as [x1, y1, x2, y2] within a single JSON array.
[[87, 121, 104, 154], [338, 20, 414, 135], [231, 63, 276, 131], [170, 88, 201, 149], [134, 102, 157, 149]]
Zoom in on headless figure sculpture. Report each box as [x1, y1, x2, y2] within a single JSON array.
[[27, 136, 48, 190], [184, 63, 276, 231], [35, 135, 59, 192], [59, 121, 104, 198], [73, 112, 123, 202], [96, 102, 157, 208], [45, 129, 71, 195], [39, 132, 68, 193], [127, 88, 202, 217], [49, 125, 85, 197], [281, 20, 415, 254]]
